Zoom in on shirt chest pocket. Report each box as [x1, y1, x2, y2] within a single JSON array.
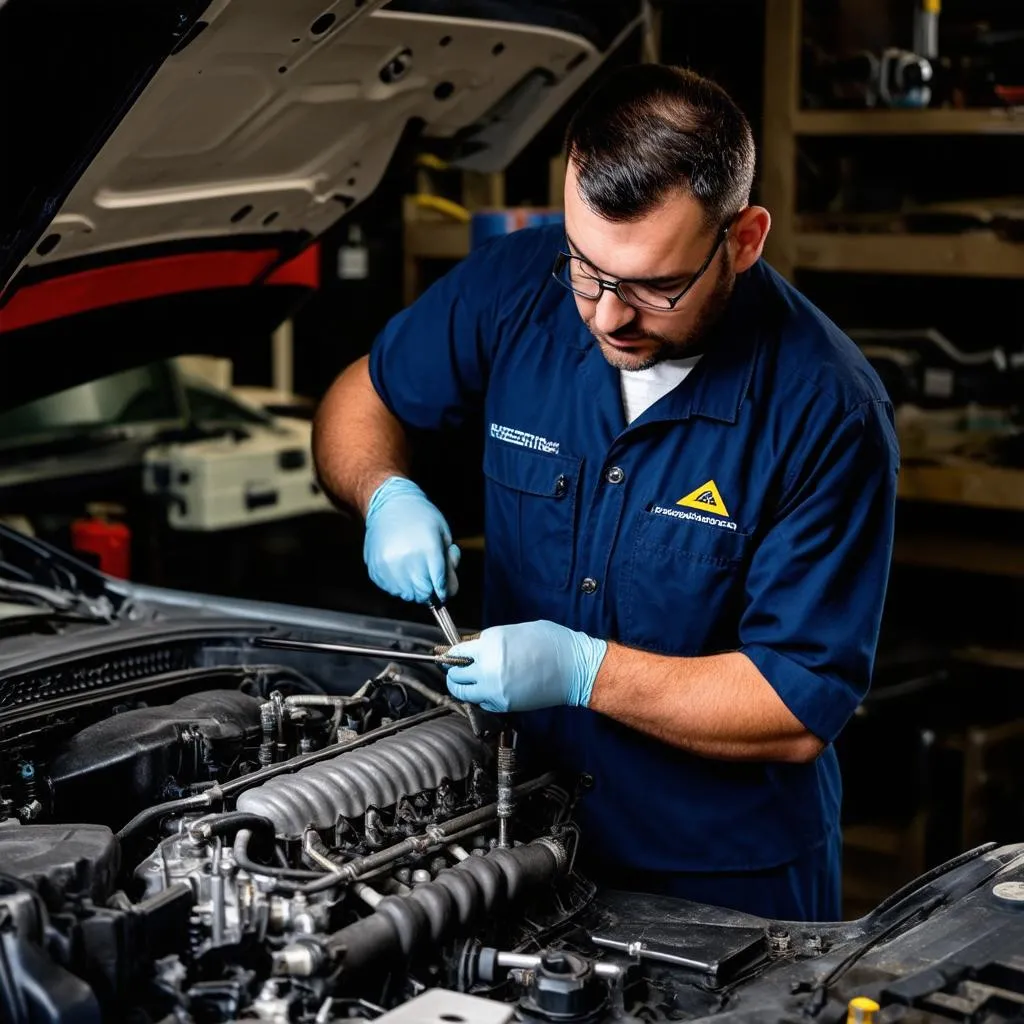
[[483, 442, 582, 591], [620, 511, 752, 655]]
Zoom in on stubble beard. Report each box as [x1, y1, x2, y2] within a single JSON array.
[[587, 263, 736, 372]]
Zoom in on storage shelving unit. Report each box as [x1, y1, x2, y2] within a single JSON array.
[[793, 107, 1024, 136], [761, 0, 1024, 554], [761, 0, 1024, 281], [761, 0, 1024, 916]]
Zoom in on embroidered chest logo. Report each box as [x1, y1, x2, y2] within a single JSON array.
[[649, 479, 737, 531], [489, 422, 560, 454], [676, 480, 730, 518]]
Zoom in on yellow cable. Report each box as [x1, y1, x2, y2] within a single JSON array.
[[413, 193, 472, 223], [415, 153, 450, 171]]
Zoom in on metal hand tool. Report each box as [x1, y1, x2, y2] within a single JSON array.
[[427, 592, 461, 647], [427, 595, 506, 741], [254, 636, 472, 667]]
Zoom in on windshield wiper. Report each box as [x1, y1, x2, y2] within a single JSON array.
[[0, 425, 141, 461], [0, 579, 115, 623]]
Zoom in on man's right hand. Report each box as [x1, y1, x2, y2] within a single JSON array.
[[363, 476, 460, 603]]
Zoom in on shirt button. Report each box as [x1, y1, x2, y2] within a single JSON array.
[[604, 466, 625, 485], [580, 577, 598, 595], [554, 474, 568, 497]]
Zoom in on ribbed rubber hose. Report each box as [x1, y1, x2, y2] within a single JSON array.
[[329, 840, 564, 974]]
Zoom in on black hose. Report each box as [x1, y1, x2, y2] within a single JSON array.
[[189, 811, 275, 843], [116, 789, 218, 845], [232, 829, 326, 881], [803, 895, 946, 1017], [327, 839, 565, 974]]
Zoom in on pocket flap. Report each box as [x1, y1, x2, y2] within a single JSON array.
[[635, 508, 751, 566], [483, 441, 582, 498]]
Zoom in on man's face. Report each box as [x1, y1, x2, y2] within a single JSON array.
[[562, 160, 735, 372]]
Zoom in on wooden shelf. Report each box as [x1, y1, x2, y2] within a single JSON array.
[[952, 647, 1024, 672], [893, 532, 1024, 579], [898, 461, 1024, 512], [762, 0, 1024, 280], [403, 220, 470, 261], [793, 231, 1024, 277], [793, 108, 1024, 136], [401, 211, 470, 304]]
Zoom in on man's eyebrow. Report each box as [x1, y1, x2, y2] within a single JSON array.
[[564, 232, 693, 287]]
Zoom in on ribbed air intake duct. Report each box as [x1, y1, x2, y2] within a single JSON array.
[[236, 714, 482, 835]]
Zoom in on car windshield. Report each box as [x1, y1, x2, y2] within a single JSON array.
[[0, 361, 271, 455], [0, 363, 184, 451]]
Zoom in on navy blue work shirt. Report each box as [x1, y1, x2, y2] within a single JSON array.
[[369, 225, 899, 895]]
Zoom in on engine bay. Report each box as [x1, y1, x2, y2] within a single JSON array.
[[0, 619, 1023, 1024]]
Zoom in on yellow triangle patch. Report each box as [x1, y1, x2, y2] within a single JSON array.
[[676, 480, 730, 518]]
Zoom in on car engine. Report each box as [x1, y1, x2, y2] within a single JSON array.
[[0, 639, 597, 1024], [0, 624, 1023, 1024]]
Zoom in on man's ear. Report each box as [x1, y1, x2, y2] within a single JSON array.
[[729, 206, 771, 274]]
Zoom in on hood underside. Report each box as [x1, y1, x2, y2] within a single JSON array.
[[0, 0, 637, 320]]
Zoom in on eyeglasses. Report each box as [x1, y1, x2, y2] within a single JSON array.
[[551, 226, 729, 312]]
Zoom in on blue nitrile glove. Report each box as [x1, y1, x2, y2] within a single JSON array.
[[363, 477, 460, 603], [445, 621, 608, 713]]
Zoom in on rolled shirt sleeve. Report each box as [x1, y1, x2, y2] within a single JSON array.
[[740, 398, 900, 743]]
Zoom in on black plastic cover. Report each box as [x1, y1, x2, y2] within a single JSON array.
[[0, 824, 119, 911], [0, 887, 102, 1024], [591, 890, 768, 988], [46, 690, 263, 829]]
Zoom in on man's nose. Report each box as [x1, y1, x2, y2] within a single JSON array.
[[591, 288, 637, 336]]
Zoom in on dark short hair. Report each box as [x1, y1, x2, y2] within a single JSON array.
[[565, 64, 755, 227]]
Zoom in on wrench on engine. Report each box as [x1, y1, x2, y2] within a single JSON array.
[[254, 635, 500, 738]]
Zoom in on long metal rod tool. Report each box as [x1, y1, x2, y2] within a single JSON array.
[[253, 636, 472, 667]]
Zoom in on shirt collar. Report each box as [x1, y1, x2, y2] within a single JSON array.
[[680, 271, 765, 425], [573, 262, 769, 429]]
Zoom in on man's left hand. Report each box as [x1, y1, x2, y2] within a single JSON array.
[[445, 621, 607, 713]]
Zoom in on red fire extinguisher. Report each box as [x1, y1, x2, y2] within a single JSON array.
[[71, 504, 131, 579]]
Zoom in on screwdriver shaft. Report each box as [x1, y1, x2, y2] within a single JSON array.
[[430, 603, 462, 647]]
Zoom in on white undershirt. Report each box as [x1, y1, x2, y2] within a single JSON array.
[[619, 356, 702, 424]]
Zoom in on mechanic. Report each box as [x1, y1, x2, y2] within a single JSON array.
[[313, 64, 899, 921]]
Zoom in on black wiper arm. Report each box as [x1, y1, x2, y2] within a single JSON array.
[[0, 523, 123, 614], [0, 579, 115, 622], [0, 611, 115, 637]]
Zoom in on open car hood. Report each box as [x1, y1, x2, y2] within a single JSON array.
[[0, 0, 639, 401]]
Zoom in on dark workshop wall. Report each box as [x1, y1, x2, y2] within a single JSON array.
[[660, 0, 767, 190]]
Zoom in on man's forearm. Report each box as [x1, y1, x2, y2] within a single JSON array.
[[588, 645, 824, 763], [312, 356, 410, 516]]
